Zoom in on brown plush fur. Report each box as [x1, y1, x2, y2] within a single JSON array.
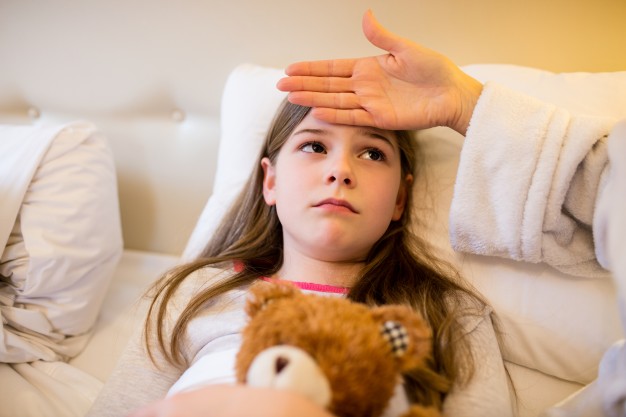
[[235, 281, 442, 417]]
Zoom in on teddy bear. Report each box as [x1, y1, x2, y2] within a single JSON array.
[[235, 280, 442, 417]]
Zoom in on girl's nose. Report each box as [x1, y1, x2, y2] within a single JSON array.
[[325, 154, 355, 187], [328, 175, 352, 186]]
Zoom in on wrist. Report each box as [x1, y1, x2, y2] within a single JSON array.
[[450, 73, 483, 136]]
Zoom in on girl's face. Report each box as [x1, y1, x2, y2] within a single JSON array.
[[262, 113, 411, 263]]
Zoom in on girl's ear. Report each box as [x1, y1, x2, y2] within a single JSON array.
[[392, 173, 413, 221], [261, 157, 277, 206]]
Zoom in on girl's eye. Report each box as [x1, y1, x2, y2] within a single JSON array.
[[361, 148, 386, 161], [300, 142, 326, 154]]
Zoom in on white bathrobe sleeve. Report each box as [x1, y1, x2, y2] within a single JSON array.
[[540, 121, 626, 417], [450, 81, 616, 278]]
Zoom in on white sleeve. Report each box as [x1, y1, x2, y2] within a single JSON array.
[[450, 82, 616, 277], [165, 285, 247, 396], [443, 311, 515, 417], [87, 268, 246, 417], [166, 347, 239, 396]]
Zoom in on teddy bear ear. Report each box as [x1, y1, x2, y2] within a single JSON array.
[[245, 280, 301, 318], [371, 305, 433, 372]]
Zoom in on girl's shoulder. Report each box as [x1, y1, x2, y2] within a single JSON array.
[[166, 265, 248, 312], [177, 265, 239, 291], [447, 291, 494, 335]]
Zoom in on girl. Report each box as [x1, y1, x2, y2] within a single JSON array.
[[88, 90, 513, 416]]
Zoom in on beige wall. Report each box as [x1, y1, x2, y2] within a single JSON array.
[[2, 1, 624, 115], [371, 0, 626, 73]]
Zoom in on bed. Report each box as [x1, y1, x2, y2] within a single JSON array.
[[1, 1, 626, 416]]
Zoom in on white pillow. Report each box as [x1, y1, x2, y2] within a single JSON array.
[[183, 63, 626, 385], [183, 64, 286, 256], [0, 121, 123, 362]]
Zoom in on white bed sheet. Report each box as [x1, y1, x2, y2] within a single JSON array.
[[70, 249, 180, 382]]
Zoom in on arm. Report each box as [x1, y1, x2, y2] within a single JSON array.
[[127, 385, 336, 417], [123, 319, 514, 417], [86, 321, 183, 417], [276, 10, 482, 136], [451, 81, 615, 277], [87, 268, 244, 417]]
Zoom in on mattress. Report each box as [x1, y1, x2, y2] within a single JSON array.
[[69, 249, 180, 382]]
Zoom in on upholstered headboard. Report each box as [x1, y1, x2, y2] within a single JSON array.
[[1, 0, 625, 255]]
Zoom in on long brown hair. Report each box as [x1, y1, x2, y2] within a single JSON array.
[[145, 99, 489, 407]]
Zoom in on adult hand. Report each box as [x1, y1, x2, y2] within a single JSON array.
[[127, 384, 335, 417], [276, 10, 483, 135]]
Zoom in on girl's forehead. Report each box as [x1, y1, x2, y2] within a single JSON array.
[[290, 114, 398, 145]]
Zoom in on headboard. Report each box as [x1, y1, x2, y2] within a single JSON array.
[[1, 0, 625, 255]]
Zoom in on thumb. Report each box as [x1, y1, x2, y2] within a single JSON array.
[[362, 9, 403, 54]]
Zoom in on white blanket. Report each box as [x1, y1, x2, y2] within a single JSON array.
[[1, 121, 122, 363], [0, 124, 66, 251], [0, 123, 100, 417], [0, 122, 122, 417], [0, 123, 82, 362]]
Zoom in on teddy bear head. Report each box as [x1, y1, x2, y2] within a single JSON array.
[[235, 281, 434, 417]]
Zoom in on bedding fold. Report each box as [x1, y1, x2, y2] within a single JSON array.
[[1, 124, 70, 362], [0, 124, 66, 251], [0, 121, 123, 363], [0, 360, 102, 417]]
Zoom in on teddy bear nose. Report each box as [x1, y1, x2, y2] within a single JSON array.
[[275, 356, 289, 374], [246, 346, 332, 408]]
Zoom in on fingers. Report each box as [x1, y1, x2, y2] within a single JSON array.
[[286, 91, 361, 109], [362, 9, 404, 54], [310, 107, 375, 127], [277, 75, 353, 93], [284, 59, 356, 77]]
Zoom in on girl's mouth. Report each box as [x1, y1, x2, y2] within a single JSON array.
[[313, 198, 358, 213]]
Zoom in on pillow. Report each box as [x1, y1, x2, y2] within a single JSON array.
[[183, 63, 626, 384], [183, 64, 286, 256], [0, 121, 123, 362]]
